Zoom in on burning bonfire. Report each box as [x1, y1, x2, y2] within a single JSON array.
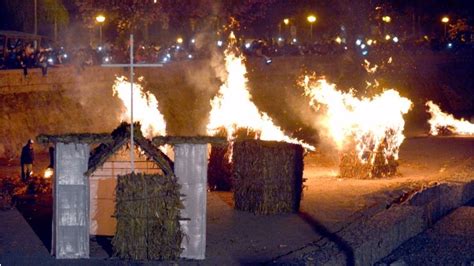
[[113, 76, 167, 138], [206, 32, 314, 150], [426, 101, 474, 136], [300, 75, 412, 178]]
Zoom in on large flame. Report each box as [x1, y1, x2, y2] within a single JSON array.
[[113, 76, 166, 138], [301, 75, 412, 164], [207, 33, 314, 150], [426, 101, 474, 136]]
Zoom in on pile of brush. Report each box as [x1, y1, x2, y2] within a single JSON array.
[[232, 140, 304, 215], [112, 172, 183, 260]]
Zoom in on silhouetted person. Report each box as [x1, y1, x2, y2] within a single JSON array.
[[20, 139, 35, 182]]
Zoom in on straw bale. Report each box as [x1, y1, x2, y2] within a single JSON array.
[[339, 143, 398, 179], [112, 172, 183, 260], [233, 140, 304, 215]]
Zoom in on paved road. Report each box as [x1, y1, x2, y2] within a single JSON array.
[[378, 201, 474, 266]]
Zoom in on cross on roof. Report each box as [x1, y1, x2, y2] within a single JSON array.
[[101, 34, 163, 172]]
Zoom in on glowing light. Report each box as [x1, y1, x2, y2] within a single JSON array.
[[278, 37, 283, 42], [360, 44, 366, 49], [217, 40, 223, 47], [188, 54, 193, 59], [300, 75, 412, 166], [113, 76, 167, 138], [245, 43, 251, 49], [283, 18, 290, 25], [356, 39, 362, 46], [385, 35, 391, 41], [207, 32, 314, 150], [191, 39, 195, 43], [367, 39, 373, 46], [292, 38, 297, 43], [393, 36, 399, 43], [177, 37, 183, 44], [426, 101, 474, 135], [362, 50, 368, 56], [447, 43, 453, 48], [307, 15, 316, 23], [441, 17, 449, 24], [335, 36, 342, 44], [95, 15, 106, 23], [382, 16, 391, 23], [44, 168, 53, 179]]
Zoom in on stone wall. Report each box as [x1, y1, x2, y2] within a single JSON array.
[[0, 54, 472, 158]]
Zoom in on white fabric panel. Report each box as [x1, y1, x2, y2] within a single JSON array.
[[174, 144, 208, 260], [53, 143, 90, 259]]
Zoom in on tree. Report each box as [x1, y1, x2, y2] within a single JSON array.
[[41, 0, 70, 41]]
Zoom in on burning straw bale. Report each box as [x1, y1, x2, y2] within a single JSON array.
[[207, 127, 258, 191], [339, 144, 398, 179], [233, 140, 304, 215], [112, 172, 183, 260]]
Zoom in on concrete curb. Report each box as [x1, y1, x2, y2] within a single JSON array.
[[275, 179, 474, 265]]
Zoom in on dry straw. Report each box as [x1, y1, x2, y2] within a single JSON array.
[[112, 172, 184, 260], [233, 140, 304, 215]]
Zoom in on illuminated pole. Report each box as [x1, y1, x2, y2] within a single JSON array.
[[441, 16, 449, 40], [96, 15, 106, 45], [307, 15, 316, 42]]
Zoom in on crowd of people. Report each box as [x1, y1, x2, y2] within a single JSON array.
[[1, 36, 471, 72]]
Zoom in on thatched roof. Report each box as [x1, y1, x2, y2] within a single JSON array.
[[85, 122, 174, 176], [152, 136, 227, 146], [36, 133, 112, 144]]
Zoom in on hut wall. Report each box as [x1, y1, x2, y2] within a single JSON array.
[[53, 142, 90, 259], [174, 144, 208, 260], [89, 145, 163, 236]]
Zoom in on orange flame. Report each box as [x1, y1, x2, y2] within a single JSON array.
[[426, 101, 474, 136], [300, 75, 412, 164], [207, 32, 314, 150], [44, 168, 53, 179], [113, 76, 166, 138]]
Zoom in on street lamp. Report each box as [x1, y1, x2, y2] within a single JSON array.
[[96, 15, 106, 45], [307, 15, 316, 42], [283, 18, 289, 25], [382, 16, 391, 23], [441, 16, 449, 40]]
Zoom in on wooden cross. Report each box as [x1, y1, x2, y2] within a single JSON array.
[[102, 34, 163, 172]]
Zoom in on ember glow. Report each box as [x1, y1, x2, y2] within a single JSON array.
[[113, 76, 167, 138], [301, 75, 412, 166], [426, 101, 474, 136], [44, 168, 53, 179], [207, 32, 314, 150]]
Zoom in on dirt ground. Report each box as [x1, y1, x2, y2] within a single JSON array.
[[0, 134, 472, 264]]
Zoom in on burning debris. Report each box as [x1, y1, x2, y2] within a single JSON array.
[[301, 75, 412, 178], [206, 32, 314, 151], [426, 101, 474, 136], [113, 76, 167, 138], [205, 32, 313, 190]]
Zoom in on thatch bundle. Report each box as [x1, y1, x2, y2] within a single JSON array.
[[112, 172, 183, 260], [233, 140, 304, 215], [339, 142, 398, 179], [207, 127, 258, 191]]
